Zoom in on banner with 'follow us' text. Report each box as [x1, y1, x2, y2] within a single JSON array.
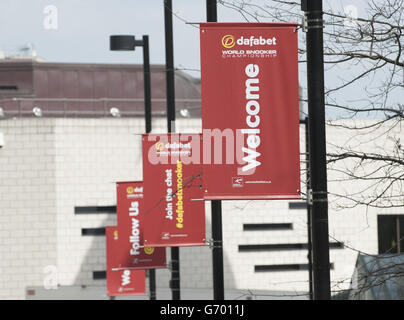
[[116, 181, 166, 269]]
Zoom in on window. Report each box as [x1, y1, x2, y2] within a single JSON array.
[[74, 205, 116, 214], [81, 228, 105, 236], [0, 85, 18, 90], [378, 215, 404, 254]]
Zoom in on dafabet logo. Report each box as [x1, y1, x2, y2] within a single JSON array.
[[221, 35, 235, 48], [155, 141, 165, 151], [144, 247, 155, 255]]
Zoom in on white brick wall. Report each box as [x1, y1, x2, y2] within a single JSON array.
[[0, 119, 57, 300], [0, 117, 402, 299]]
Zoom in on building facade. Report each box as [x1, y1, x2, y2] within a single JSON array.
[[0, 60, 402, 299]]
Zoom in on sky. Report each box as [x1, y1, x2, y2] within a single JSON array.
[[0, 0, 242, 77], [0, 0, 366, 75], [0, 0, 386, 119]]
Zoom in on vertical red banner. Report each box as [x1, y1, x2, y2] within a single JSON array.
[[142, 133, 206, 247], [200, 22, 301, 200], [105, 226, 146, 297], [116, 181, 166, 269]]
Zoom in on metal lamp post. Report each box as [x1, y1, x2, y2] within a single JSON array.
[[301, 0, 331, 300], [163, 0, 181, 300], [206, 0, 225, 301], [110, 35, 152, 133], [109, 34, 156, 300]]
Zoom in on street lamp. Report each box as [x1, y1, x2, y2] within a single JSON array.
[[109, 35, 152, 133], [109, 34, 155, 300]]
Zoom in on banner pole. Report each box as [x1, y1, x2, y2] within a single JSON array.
[[164, 0, 180, 300], [206, 0, 225, 301], [301, 0, 331, 300], [304, 116, 313, 300], [141, 34, 157, 301]]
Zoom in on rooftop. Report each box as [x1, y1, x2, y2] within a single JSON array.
[[0, 58, 201, 118]]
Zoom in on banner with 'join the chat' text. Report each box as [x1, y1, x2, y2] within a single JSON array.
[[142, 133, 205, 247], [200, 22, 301, 200]]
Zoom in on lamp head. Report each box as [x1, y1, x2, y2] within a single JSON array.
[[110, 107, 121, 118], [33, 106, 42, 117], [110, 35, 136, 51]]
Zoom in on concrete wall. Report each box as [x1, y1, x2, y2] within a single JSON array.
[[0, 119, 57, 298]]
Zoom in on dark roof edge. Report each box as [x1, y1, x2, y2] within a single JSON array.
[[0, 59, 164, 72]]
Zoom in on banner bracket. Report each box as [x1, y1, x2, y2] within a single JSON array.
[[207, 238, 222, 249], [308, 189, 328, 205], [302, 15, 324, 33]]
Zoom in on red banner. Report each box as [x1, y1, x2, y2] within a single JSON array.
[[116, 181, 166, 269], [200, 22, 301, 200], [142, 133, 205, 247], [105, 226, 146, 296]]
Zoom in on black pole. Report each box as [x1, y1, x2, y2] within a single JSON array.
[[142, 35, 152, 134], [206, 0, 217, 21], [164, 0, 176, 133], [206, 0, 225, 301], [211, 199, 224, 300], [137, 34, 156, 301], [301, 0, 331, 300], [304, 117, 313, 300], [142, 35, 156, 301], [164, 0, 180, 300], [148, 269, 156, 300]]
